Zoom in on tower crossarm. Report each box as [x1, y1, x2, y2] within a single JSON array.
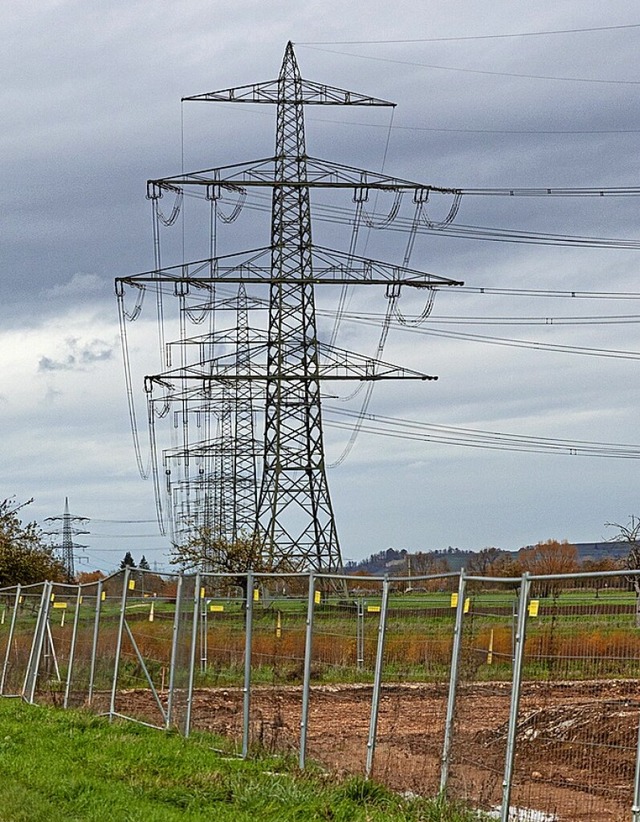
[[148, 156, 458, 195], [182, 65, 395, 108], [144, 347, 437, 388], [117, 245, 463, 288]]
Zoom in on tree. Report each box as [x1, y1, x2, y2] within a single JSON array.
[[170, 527, 264, 595], [606, 516, 640, 625], [406, 552, 450, 591], [518, 539, 579, 598], [0, 498, 66, 587], [76, 570, 105, 585], [466, 547, 506, 576], [581, 557, 624, 598], [139, 555, 151, 570], [120, 551, 136, 570]]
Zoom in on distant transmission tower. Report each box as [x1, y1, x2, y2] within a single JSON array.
[[44, 498, 89, 581], [148, 283, 261, 548], [117, 42, 463, 573]]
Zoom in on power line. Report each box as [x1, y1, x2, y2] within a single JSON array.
[[452, 286, 640, 300], [201, 188, 640, 250], [320, 308, 640, 326], [324, 407, 640, 459], [296, 23, 640, 45], [333, 315, 640, 361], [308, 116, 640, 136], [298, 46, 640, 86]]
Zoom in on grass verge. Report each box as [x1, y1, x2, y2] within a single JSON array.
[[0, 699, 482, 822]]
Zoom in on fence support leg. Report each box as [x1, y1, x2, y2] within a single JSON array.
[[183, 572, 201, 738], [0, 585, 21, 695], [87, 580, 103, 706], [500, 572, 531, 822], [440, 569, 467, 794], [299, 572, 316, 769], [109, 568, 131, 721], [63, 587, 83, 709], [23, 582, 53, 704], [242, 571, 254, 759], [365, 576, 390, 780]]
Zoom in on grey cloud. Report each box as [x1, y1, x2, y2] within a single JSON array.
[[38, 337, 114, 372]]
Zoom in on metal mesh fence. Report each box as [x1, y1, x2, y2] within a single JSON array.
[[4, 568, 640, 821], [366, 574, 459, 796], [446, 576, 522, 813], [508, 571, 640, 822], [0, 584, 43, 697]]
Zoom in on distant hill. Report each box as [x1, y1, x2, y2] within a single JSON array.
[[345, 541, 633, 575], [573, 542, 630, 562]]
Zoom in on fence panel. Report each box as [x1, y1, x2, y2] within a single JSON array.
[[186, 572, 249, 750], [0, 583, 45, 696], [446, 577, 522, 813], [364, 573, 459, 796], [507, 571, 640, 822], [0, 584, 42, 697], [298, 574, 382, 776], [103, 569, 185, 730]]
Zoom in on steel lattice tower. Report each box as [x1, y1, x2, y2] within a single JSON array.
[[259, 45, 340, 569], [158, 285, 260, 547], [44, 498, 89, 581], [118, 42, 463, 574]]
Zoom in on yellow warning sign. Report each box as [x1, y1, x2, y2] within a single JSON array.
[[52, 602, 67, 609], [101, 591, 106, 601], [210, 604, 224, 612], [253, 589, 260, 601], [128, 580, 136, 591], [200, 587, 205, 600], [367, 605, 381, 613], [528, 599, 540, 617], [314, 590, 321, 605], [450, 593, 458, 608], [463, 597, 471, 614]]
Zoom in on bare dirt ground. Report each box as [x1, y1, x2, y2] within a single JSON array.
[[99, 680, 640, 821]]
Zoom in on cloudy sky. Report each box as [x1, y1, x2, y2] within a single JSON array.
[[3, 1, 640, 572]]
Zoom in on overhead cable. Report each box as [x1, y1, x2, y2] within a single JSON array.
[[296, 23, 640, 45]]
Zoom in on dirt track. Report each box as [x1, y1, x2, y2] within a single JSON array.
[[105, 679, 640, 821]]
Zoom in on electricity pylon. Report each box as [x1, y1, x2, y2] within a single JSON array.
[[157, 284, 261, 548], [44, 498, 89, 581], [118, 42, 463, 573]]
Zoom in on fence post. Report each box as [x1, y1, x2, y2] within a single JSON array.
[[356, 598, 365, 670], [201, 595, 208, 673], [166, 574, 184, 729], [183, 571, 202, 738], [63, 586, 83, 709], [87, 579, 103, 705], [109, 568, 131, 721], [440, 569, 467, 794], [365, 575, 390, 780], [242, 570, 254, 759], [0, 585, 21, 695], [632, 705, 640, 821], [299, 571, 316, 769], [500, 572, 531, 822]]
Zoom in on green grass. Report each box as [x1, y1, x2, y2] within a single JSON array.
[[0, 699, 483, 822]]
